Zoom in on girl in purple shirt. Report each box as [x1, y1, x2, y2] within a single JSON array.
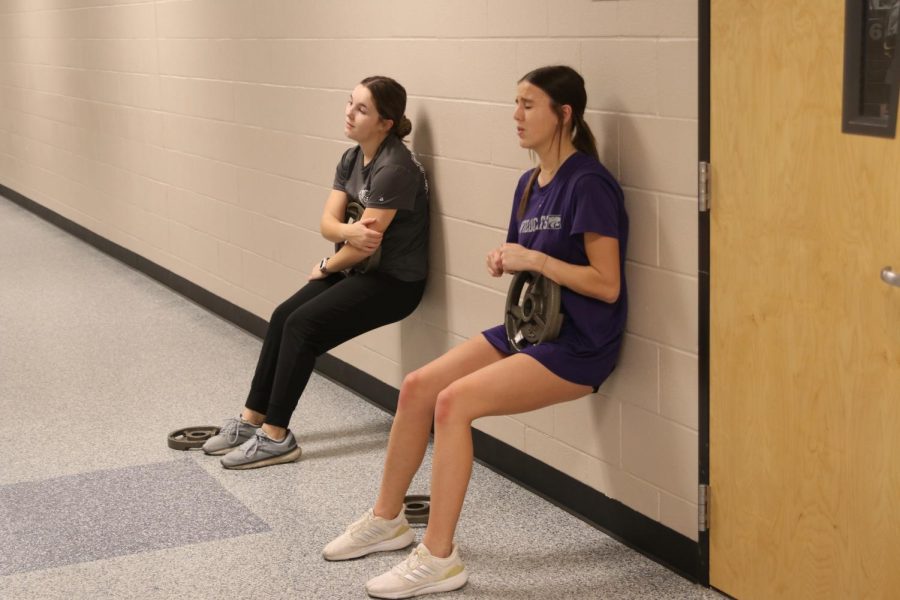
[[325, 66, 628, 598]]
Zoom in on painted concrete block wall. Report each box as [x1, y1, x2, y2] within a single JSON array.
[[0, 0, 700, 540]]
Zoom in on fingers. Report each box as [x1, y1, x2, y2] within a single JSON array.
[[497, 246, 509, 268], [486, 248, 504, 277], [359, 223, 382, 240], [498, 246, 521, 273], [345, 221, 383, 251], [497, 243, 529, 272]]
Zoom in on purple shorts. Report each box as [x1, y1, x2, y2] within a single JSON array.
[[481, 324, 619, 392]]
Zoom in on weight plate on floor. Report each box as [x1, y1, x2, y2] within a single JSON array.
[[334, 200, 381, 275], [167, 426, 220, 451], [404, 494, 430, 525], [504, 271, 564, 352]]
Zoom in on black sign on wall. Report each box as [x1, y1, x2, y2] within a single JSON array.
[[843, 0, 900, 137]]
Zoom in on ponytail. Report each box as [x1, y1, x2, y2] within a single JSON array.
[[517, 167, 542, 220], [394, 115, 412, 139], [572, 114, 599, 162]]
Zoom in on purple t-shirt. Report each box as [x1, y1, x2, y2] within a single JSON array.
[[482, 152, 628, 388]]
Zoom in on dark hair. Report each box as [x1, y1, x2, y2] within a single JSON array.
[[360, 75, 412, 139], [517, 65, 599, 219]]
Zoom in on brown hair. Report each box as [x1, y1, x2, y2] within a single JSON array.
[[360, 75, 412, 139], [517, 66, 599, 219]]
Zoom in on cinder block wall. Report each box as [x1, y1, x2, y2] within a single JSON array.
[[0, 0, 699, 540]]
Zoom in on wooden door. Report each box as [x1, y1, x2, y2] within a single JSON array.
[[710, 1, 900, 598]]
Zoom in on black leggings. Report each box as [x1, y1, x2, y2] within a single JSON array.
[[245, 272, 426, 428]]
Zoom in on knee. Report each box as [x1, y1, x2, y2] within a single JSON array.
[[283, 310, 316, 338], [269, 301, 293, 330], [397, 369, 437, 417], [278, 312, 322, 356], [433, 384, 472, 429]]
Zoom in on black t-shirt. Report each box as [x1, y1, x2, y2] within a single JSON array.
[[333, 135, 429, 281]]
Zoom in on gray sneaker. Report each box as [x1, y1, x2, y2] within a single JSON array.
[[202, 417, 259, 455], [220, 428, 302, 470]]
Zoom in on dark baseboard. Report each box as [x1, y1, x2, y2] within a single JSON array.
[[2, 183, 268, 339], [2, 182, 701, 582], [314, 353, 399, 414], [471, 428, 699, 580]]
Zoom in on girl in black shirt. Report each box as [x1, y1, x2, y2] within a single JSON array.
[[202, 76, 428, 470]]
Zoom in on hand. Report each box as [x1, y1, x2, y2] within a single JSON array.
[[308, 261, 328, 281], [343, 218, 383, 252], [486, 247, 504, 277], [499, 243, 543, 274]]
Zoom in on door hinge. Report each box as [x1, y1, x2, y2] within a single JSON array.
[[699, 161, 710, 212], [699, 484, 710, 532]]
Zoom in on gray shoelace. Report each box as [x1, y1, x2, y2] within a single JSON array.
[[243, 430, 269, 458], [219, 417, 243, 445]]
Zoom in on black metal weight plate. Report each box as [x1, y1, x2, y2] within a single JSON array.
[[334, 200, 381, 274], [167, 426, 220, 450], [504, 271, 564, 352], [404, 494, 430, 525]]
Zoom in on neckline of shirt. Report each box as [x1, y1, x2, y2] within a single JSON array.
[[361, 135, 395, 172], [535, 151, 582, 191]]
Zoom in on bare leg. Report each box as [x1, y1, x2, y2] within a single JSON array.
[[240, 409, 286, 441], [372, 336, 504, 520], [260, 423, 287, 441], [240, 407, 265, 426], [422, 354, 591, 557]]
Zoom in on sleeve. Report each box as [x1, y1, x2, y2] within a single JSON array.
[[569, 174, 621, 239], [365, 164, 417, 210], [333, 147, 358, 192]]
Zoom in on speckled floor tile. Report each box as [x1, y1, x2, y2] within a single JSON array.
[[0, 459, 269, 576], [0, 197, 725, 599]]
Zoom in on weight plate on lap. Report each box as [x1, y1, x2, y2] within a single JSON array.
[[504, 271, 564, 352], [335, 200, 381, 275], [404, 494, 430, 525], [167, 426, 220, 450]]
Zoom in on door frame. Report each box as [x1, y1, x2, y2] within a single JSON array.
[[698, 0, 711, 587]]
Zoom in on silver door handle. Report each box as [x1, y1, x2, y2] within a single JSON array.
[[882, 267, 900, 287]]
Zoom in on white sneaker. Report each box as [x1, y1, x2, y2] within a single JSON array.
[[323, 508, 415, 561], [365, 543, 468, 599]]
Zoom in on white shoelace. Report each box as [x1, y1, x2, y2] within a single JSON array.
[[395, 546, 428, 576], [348, 511, 379, 538]]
